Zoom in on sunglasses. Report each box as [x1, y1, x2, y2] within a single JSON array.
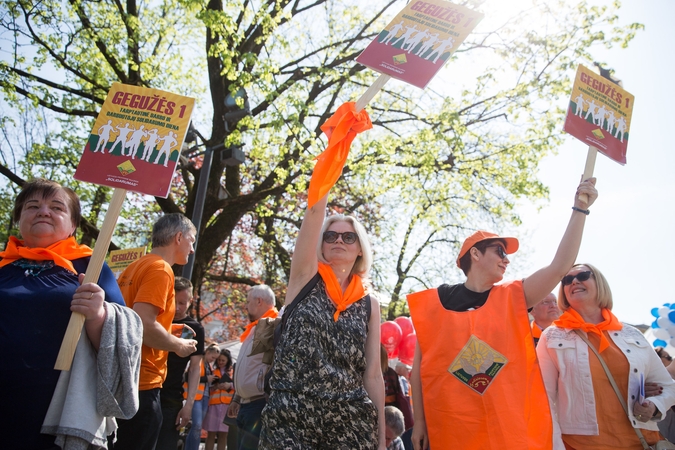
[[561, 271, 593, 286], [323, 231, 359, 244], [485, 244, 508, 260]]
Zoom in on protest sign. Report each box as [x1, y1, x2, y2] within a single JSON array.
[[56, 83, 194, 370], [564, 64, 634, 165], [107, 246, 147, 279], [74, 82, 195, 197], [356, 0, 484, 89]]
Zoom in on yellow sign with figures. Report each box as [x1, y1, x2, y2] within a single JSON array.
[[74, 82, 195, 197], [107, 246, 147, 279]]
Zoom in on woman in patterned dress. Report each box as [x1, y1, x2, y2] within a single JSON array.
[[258, 193, 385, 449]]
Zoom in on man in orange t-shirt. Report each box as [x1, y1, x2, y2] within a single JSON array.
[[114, 213, 198, 450]]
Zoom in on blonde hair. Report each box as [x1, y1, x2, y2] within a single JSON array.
[[558, 263, 613, 311], [316, 214, 372, 280]]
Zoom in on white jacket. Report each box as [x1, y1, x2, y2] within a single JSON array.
[[537, 323, 675, 450]]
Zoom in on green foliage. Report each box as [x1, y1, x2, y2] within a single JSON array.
[[0, 0, 641, 334]]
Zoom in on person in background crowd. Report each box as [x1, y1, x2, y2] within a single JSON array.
[[204, 349, 235, 450], [531, 293, 561, 346], [654, 347, 675, 443], [0, 178, 139, 449], [156, 276, 205, 450], [258, 194, 384, 449], [538, 263, 675, 449], [185, 343, 220, 450], [227, 284, 278, 450], [385, 406, 406, 450], [115, 213, 198, 450], [381, 345, 413, 431], [408, 178, 598, 449]]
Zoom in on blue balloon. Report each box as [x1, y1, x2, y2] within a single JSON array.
[[654, 339, 668, 348], [668, 311, 675, 323], [653, 320, 661, 329], [653, 308, 661, 317], [670, 304, 675, 309]]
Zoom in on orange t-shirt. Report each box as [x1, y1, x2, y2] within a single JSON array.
[[118, 254, 175, 390], [563, 332, 661, 450], [408, 280, 553, 449]]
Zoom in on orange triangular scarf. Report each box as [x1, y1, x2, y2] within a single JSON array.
[[0, 236, 92, 275], [307, 102, 372, 209], [239, 307, 279, 342], [553, 307, 622, 352], [531, 321, 543, 340], [318, 262, 366, 322]]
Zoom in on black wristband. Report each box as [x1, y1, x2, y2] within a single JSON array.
[[572, 206, 590, 215]]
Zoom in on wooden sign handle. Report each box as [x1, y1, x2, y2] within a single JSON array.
[[578, 146, 598, 204], [355, 74, 391, 112], [54, 188, 127, 371]]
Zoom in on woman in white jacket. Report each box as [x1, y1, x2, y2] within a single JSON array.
[[537, 263, 675, 449]]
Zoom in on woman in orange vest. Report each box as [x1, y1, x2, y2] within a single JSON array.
[[204, 349, 235, 450], [408, 178, 598, 450]]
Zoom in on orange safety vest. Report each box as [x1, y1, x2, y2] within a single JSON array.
[[407, 280, 553, 450], [183, 359, 206, 401], [209, 367, 235, 405]]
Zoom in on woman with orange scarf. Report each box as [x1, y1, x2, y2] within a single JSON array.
[[537, 263, 675, 450], [258, 194, 385, 448], [0, 178, 126, 449]]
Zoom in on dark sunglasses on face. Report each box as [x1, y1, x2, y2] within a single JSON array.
[[561, 270, 593, 286], [323, 231, 359, 244], [485, 244, 508, 260]]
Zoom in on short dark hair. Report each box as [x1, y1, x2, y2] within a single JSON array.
[[151, 213, 195, 248], [174, 276, 193, 294], [458, 238, 506, 276], [13, 178, 81, 232]]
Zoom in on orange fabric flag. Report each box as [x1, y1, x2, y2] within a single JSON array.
[[317, 262, 366, 321], [307, 102, 372, 209], [0, 236, 93, 275], [239, 307, 279, 342], [553, 307, 622, 352]]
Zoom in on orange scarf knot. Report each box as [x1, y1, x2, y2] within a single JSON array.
[[307, 102, 372, 209], [0, 236, 93, 275], [553, 307, 622, 352], [240, 307, 279, 342], [318, 262, 366, 321]]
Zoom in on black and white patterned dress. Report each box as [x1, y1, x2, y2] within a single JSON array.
[[258, 277, 378, 449]]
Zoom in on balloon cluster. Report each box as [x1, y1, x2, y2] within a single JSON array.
[[381, 317, 417, 366], [650, 304, 675, 348]]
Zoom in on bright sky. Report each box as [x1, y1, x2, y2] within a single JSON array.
[[507, 0, 675, 328]]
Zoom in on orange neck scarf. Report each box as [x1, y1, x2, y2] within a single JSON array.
[[318, 262, 366, 321], [307, 102, 372, 209], [0, 236, 92, 275], [553, 307, 622, 352], [531, 321, 543, 340], [240, 307, 279, 342]]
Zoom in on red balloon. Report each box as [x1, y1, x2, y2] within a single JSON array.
[[398, 333, 417, 366], [394, 316, 414, 338], [381, 321, 403, 358]]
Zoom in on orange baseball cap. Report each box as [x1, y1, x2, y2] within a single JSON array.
[[456, 231, 519, 267]]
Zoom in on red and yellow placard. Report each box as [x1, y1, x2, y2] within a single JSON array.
[[563, 64, 635, 165], [356, 0, 484, 89], [107, 246, 147, 279], [74, 82, 195, 197]]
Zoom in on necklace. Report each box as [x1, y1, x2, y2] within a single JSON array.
[[12, 259, 55, 276]]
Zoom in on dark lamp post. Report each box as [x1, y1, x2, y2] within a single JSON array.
[[182, 87, 250, 280]]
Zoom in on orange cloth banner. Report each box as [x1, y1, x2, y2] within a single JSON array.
[[307, 102, 372, 209]]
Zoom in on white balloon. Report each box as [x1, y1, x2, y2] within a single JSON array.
[[654, 328, 670, 340], [658, 317, 671, 328], [659, 307, 671, 318], [670, 338, 675, 347]]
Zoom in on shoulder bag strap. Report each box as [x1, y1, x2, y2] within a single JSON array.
[[572, 329, 651, 450]]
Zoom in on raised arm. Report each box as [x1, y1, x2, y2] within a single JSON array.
[[522, 178, 597, 308], [284, 194, 328, 305]]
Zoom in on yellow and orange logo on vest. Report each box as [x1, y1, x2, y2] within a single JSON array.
[[449, 335, 508, 395]]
